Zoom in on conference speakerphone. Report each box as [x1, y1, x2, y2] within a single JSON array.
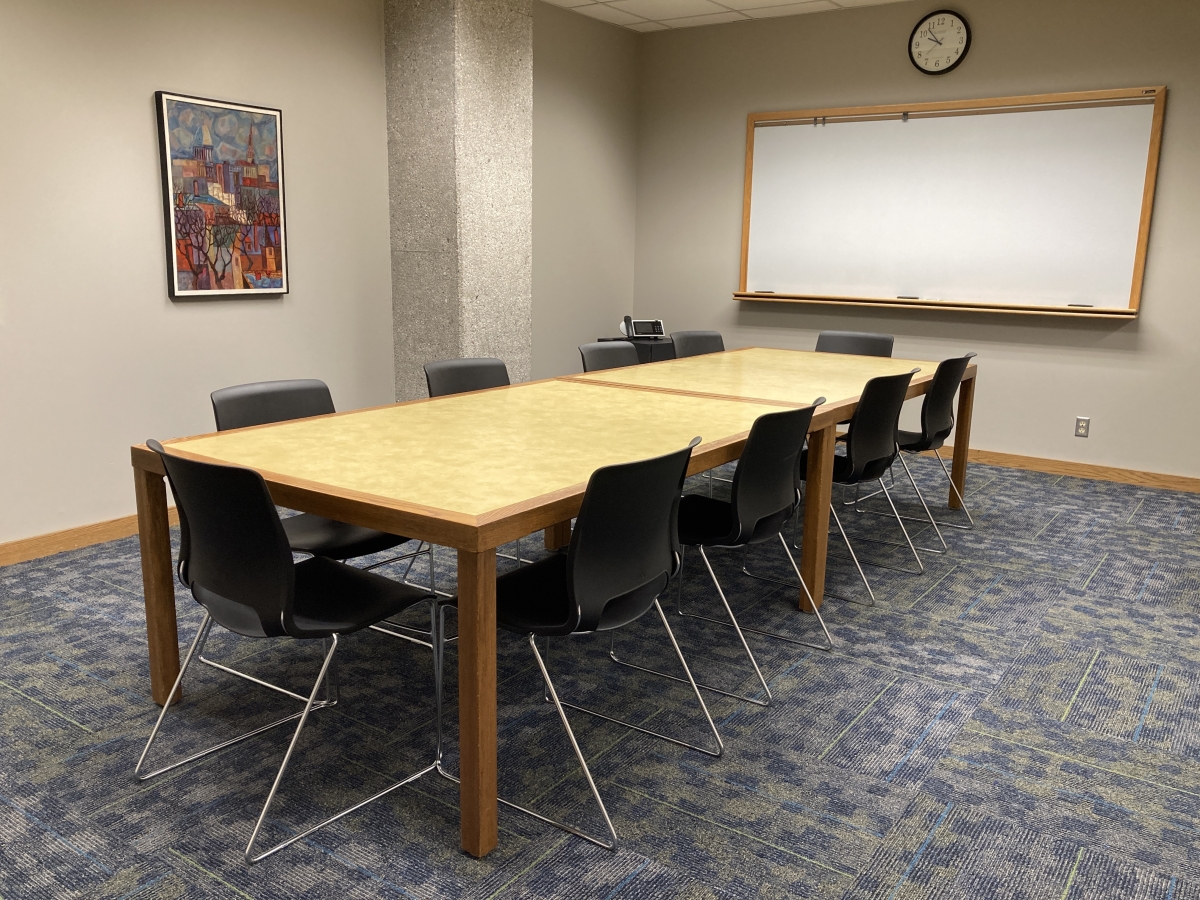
[[620, 316, 666, 338]]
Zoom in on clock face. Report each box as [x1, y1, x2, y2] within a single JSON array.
[[909, 10, 971, 75]]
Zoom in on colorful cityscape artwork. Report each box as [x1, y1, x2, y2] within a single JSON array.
[[156, 92, 288, 298]]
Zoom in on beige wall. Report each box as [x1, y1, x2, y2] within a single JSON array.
[[634, 0, 1200, 475], [531, 1, 639, 379], [5, 0, 1196, 546], [0, 0, 394, 543]]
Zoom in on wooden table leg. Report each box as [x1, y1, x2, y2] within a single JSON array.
[[949, 373, 976, 510], [134, 467, 180, 706], [457, 548, 499, 858], [800, 424, 836, 611], [544, 521, 571, 551]]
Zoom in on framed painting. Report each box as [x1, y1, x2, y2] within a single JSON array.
[[155, 91, 288, 298]]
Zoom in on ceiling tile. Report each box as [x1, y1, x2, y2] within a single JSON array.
[[607, 0, 729, 20], [555, 0, 920, 31], [743, 0, 840, 16], [573, 4, 649, 24], [666, 11, 751, 27], [719, 0, 826, 9]]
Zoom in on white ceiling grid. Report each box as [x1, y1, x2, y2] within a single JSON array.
[[541, 0, 917, 32]]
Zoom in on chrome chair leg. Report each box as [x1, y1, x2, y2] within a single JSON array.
[[244, 633, 441, 863], [896, 450, 947, 553], [432, 601, 447, 767], [323, 636, 340, 705], [136, 615, 336, 782], [245, 634, 343, 862], [880, 481, 924, 574], [497, 535, 536, 567], [767, 501, 879, 607], [437, 634, 619, 852], [826, 477, 927, 576], [373, 543, 458, 645], [719, 537, 836, 651], [846, 452, 950, 556], [626, 546, 773, 707], [934, 449, 976, 529], [139, 608, 447, 864], [829, 504, 877, 606], [569, 600, 724, 756]]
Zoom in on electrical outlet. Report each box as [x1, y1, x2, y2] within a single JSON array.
[[1075, 417, 1090, 438]]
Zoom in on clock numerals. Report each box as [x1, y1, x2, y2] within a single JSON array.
[[909, 10, 970, 75]]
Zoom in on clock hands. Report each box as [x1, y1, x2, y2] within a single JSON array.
[[926, 25, 943, 46]]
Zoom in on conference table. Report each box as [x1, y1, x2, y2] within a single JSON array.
[[129, 347, 976, 858]]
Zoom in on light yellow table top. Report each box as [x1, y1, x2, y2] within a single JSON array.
[[167, 379, 784, 520], [569, 347, 943, 407]]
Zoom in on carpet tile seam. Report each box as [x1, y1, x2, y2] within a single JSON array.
[[616, 783, 858, 878], [956, 726, 1200, 798], [944, 755, 1200, 837]]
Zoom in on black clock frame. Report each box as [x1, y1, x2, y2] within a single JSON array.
[[909, 9, 971, 75]]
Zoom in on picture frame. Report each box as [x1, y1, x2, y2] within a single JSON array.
[[155, 91, 288, 299]]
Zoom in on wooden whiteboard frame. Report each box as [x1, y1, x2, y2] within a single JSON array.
[[735, 87, 1167, 318]]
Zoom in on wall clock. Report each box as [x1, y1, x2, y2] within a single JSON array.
[[909, 10, 971, 75]]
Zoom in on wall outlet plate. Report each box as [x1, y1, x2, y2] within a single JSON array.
[[1075, 417, 1090, 437]]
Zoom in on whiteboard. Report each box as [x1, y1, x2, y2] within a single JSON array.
[[740, 89, 1165, 316]]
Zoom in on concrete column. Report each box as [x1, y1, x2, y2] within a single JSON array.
[[385, 0, 533, 401]]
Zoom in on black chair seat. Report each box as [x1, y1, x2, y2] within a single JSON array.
[[493, 555, 661, 637], [798, 448, 860, 485], [290, 556, 435, 638], [283, 513, 408, 560], [678, 494, 736, 546], [897, 428, 943, 453], [494, 555, 576, 636]]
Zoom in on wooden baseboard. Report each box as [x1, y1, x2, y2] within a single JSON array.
[[3, 445, 1197, 568], [0, 508, 179, 568], [937, 446, 1200, 494]]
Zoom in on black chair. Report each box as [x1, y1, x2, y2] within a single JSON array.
[[622, 403, 830, 710], [441, 440, 721, 851], [895, 353, 977, 530], [210, 379, 434, 589], [136, 442, 441, 864], [846, 353, 979, 552], [815, 331, 894, 357], [579, 341, 641, 372], [424, 357, 510, 397], [670, 331, 725, 358], [800, 370, 923, 605]]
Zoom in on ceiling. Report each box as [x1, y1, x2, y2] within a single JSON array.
[[542, 0, 918, 32]]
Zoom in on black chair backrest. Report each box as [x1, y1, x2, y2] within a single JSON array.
[[670, 331, 725, 358], [567, 439, 698, 633], [815, 331, 894, 357], [147, 440, 294, 638], [211, 379, 335, 431], [843, 370, 917, 482], [424, 358, 510, 398], [729, 401, 822, 545], [920, 353, 977, 446], [579, 341, 641, 372]]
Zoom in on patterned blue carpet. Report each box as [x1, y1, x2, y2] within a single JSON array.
[[3, 457, 1200, 899]]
